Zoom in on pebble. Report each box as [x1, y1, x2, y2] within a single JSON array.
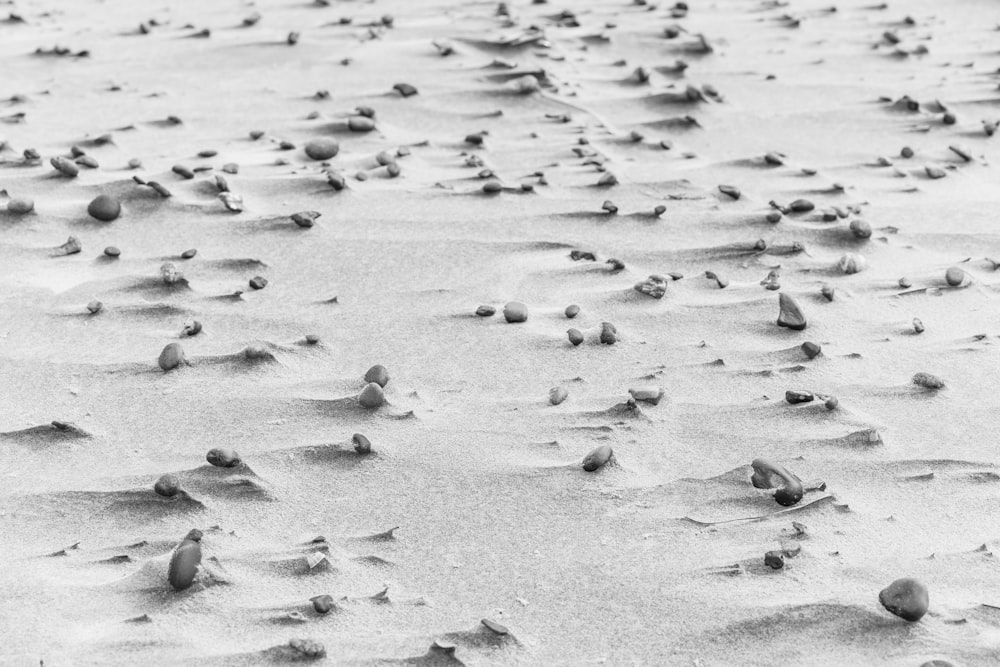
[[761, 269, 780, 291], [104, 246, 120, 258], [219, 192, 243, 212], [945, 266, 965, 286], [582, 445, 613, 472], [901, 146, 914, 158], [821, 285, 835, 302], [764, 152, 785, 166], [913, 318, 924, 334], [718, 184, 741, 199], [824, 396, 839, 410], [182, 320, 202, 336], [912, 372, 945, 390], [287, 639, 326, 659], [352, 433, 371, 455], [222, 163, 239, 174], [327, 171, 346, 190], [393, 83, 418, 97], [475, 305, 495, 317], [51, 156, 78, 177], [705, 270, 728, 289], [838, 253, 867, 274], [348, 116, 375, 132], [291, 211, 320, 228], [245, 344, 270, 360], [482, 618, 509, 635], [168, 529, 202, 591], [764, 551, 785, 569], [161, 263, 183, 285], [565, 304, 580, 318], [483, 180, 503, 194], [358, 383, 385, 409], [310, 595, 335, 614], [925, 165, 946, 179], [86, 300, 102, 314], [149, 181, 172, 198], [549, 386, 568, 406], [765, 210, 782, 224], [949, 145, 972, 162], [59, 236, 82, 255], [599, 322, 618, 345], [777, 293, 807, 330], [172, 165, 194, 179], [503, 301, 528, 323], [628, 386, 663, 405], [750, 458, 803, 507], [879, 578, 929, 622], [87, 194, 121, 221], [567, 328, 584, 346], [364, 364, 390, 388], [158, 342, 186, 371], [801, 341, 821, 359], [634, 274, 668, 299], [154, 474, 181, 497], [654, 205, 666, 216], [849, 219, 871, 239], [601, 200, 618, 214], [304, 138, 339, 160], [789, 199, 814, 213], [7, 198, 34, 214], [305, 334, 320, 344], [899, 277, 912, 289], [785, 390, 814, 404], [249, 276, 268, 290], [206, 448, 241, 467]]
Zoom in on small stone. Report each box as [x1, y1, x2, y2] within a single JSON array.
[[249, 276, 268, 290], [182, 320, 202, 336], [925, 165, 946, 179], [879, 578, 929, 622], [901, 146, 914, 158], [598, 172, 618, 187], [304, 138, 339, 160], [567, 328, 584, 346], [206, 448, 241, 467], [601, 200, 618, 214], [291, 211, 320, 228], [549, 386, 568, 406], [705, 270, 728, 289], [180, 248, 197, 260], [582, 444, 613, 472], [653, 205, 666, 216], [358, 382, 385, 409], [483, 180, 503, 194], [949, 145, 972, 162], [913, 318, 924, 334], [943, 112, 956, 125], [899, 277, 912, 289], [838, 253, 867, 274], [801, 341, 821, 359], [945, 266, 965, 286], [172, 164, 194, 179], [348, 116, 375, 132], [764, 152, 785, 166], [503, 301, 528, 323], [824, 396, 839, 410], [245, 344, 270, 360], [481, 618, 509, 635], [158, 342, 186, 371], [821, 285, 835, 302], [475, 305, 495, 317], [148, 181, 172, 198], [305, 334, 319, 344], [7, 198, 33, 214], [353, 433, 371, 454], [634, 274, 668, 299], [565, 304, 580, 319], [628, 386, 663, 405], [364, 364, 390, 388], [161, 263, 183, 285], [87, 195, 121, 221], [326, 171, 346, 190], [250, 130, 265, 140], [393, 83, 418, 97], [86, 300, 102, 314], [288, 639, 326, 659], [718, 184, 741, 199], [849, 219, 871, 239], [785, 390, 814, 404], [750, 458, 803, 507], [764, 551, 785, 569], [777, 293, 807, 330], [154, 474, 180, 497], [219, 192, 243, 212], [765, 210, 782, 224], [599, 322, 618, 345], [287, 31, 300, 45], [788, 199, 814, 213], [912, 372, 944, 390], [168, 529, 202, 591], [222, 163, 239, 174], [104, 246, 120, 258], [58, 236, 82, 255], [311, 595, 335, 614], [51, 156, 79, 177]]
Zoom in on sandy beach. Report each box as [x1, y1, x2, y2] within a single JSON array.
[[3, 0, 1000, 664]]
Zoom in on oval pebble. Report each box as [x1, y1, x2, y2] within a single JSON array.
[[364, 364, 390, 388], [249, 276, 268, 290], [358, 382, 385, 409], [168, 529, 203, 591], [801, 341, 821, 359], [311, 595, 335, 614], [564, 304, 580, 318], [206, 448, 241, 467], [304, 138, 340, 161], [158, 342, 186, 371], [567, 328, 584, 346], [481, 619, 509, 635], [912, 372, 945, 390], [718, 184, 741, 199], [291, 211, 320, 228], [51, 156, 79, 177], [849, 219, 871, 239], [789, 199, 814, 213], [628, 386, 663, 405], [838, 253, 867, 274], [764, 551, 785, 569], [348, 116, 375, 132], [154, 474, 181, 497], [7, 198, 33, 214], [503, 301, 528, 323], [181, 248, 197, 259], [87, 194, 121, 221], [475, 305, 495, 317], [582, 445, 613, 472], [104, 246, 121, 258], [549, 386, 568, 406], [945, 266, 965, 286], [86, 300, 102, 314], [599, 322, 618, 345], [482, 180, 502, 194], [785, 390, 814, 404], [879, 577, 929, 622], [353, 433, 372, 455], [634, 274, 668, 299], [172, 164, 194, 179]]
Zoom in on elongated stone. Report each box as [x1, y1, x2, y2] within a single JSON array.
[[168, 529, 202, 591], [158, 342, 186, 371], [582, 445, 613, 472]]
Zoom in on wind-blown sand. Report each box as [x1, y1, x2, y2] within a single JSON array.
[[2, 0, 1000, 664]]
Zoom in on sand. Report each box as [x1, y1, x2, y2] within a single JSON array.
[[2, 0, 1000, 664]]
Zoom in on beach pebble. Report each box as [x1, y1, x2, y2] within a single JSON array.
[[503, 301, 528, 323], [925, 165, 946, 179], [154, 474, 181, 497], [172, 165, 194, 179], [104, 246, 120, 258], [628, 386, 663, 405], [348, 117, 375, 132], [287, 639, 326, 659], [601, 200, 618, 214], [764, 152, 785, 166], [879, 578, 929, 622], [821, 285, 835, 302], [777, 293, 807, 330], [764, 551, 785, 569], [248, 276, 268, 290], [326, 172, 346, 190], [291, 211, 320, 228], [310, 595, 335, 614], [785, 390, 814, 405], [482, 618, 509, 635], [364, 364, 390, 388], [51, 156, 79, 177], [599, 322, 618, 345], [912, 372, 945, 390], [161, 263, 183, 284], [181, 248, 197, 259], [750, 458, 803, 507], [849, 219, 871, 239], [87, 195, 121, 221], [393, 83, 418, 97], [475, 305, 495, 317], [838, 253, 867, 274], [801, 341, 821, 359], [582, 445, 613, 472], [168, 529, 202, 591], [305, 334, 319, 345], [304, 138, 339, 160], [549, 386, 568, 406], [913, 318, 924, 334], [219, 192, 243, 212], [565, 304, 580, 319], [634, 274, 668, 299], [86, 300, 102, 314], [358, 382, 385, 409], [653, 205, 666, 216], [352, 433, 371, 455], [945, 266, 965, 286], [58, 236, 82, 256], [158, 342, 186, 371], [824, 396, 839, 410], [182, 320, 202, 337], [718, 184, 741, 200], [567, 328, 584, 346], [483, 180, 502, 194], [789, 199, 814, 213], [901, 146, 914, 158], [206, 448, 241, 467], [7, 198, 33, 214]]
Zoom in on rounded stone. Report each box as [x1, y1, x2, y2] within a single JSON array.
[[158, 342, 186, 371], [358, 382, 385, 409], [206, 448, 241, 467], [364, 364, 390, 388], [503, 301, 528, 323], [879, 577, 929, 622], [87, 195, 121, 222], [304, 138, 340, 161], [154, 474, 181, 497], [7, 198, 34, 214]]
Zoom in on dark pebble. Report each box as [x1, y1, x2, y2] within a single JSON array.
[[87, 194, 121, 221], [249, 276, 268, 290], [154, 474, 181, 497], [291, 211, 320, 228], [358, 382, 385, 409], [104, 246, 121, 258], [181, 248, 197, 259], [475, 305, 495, 317], [305, 138, 339, 160], [167, 529, 202, 591], [567, 328, 584, 346], [801, 341, 821, 359], [364, 364, 390, 388], [718, 184, 741, 199], [879, 578, 929, 622], [503, 301, 528, 323], [849, 219, 871, 239], [206, 448, 241, 467], [311, 595, 335, 614], [352, 433, 371, 455], [789, 199, 814, 213], [393, 83, 418, 97], [599, 322, 618, 345], [172, 165, 194, 179], [777, 293, 807, 330], [348, 117, 375, 132], [51, 156, 78, 177], [565, 304, 580, 318], [764, 551, 785, 569], [582, 445, 613, 472], [785, 390, 814, 404], [158, 342, 186, 371]]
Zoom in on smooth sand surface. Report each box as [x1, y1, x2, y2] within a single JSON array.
[[2, 0, 1000, 664]]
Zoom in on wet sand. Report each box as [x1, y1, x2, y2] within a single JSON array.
[[2, 0, 1000, 664]]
